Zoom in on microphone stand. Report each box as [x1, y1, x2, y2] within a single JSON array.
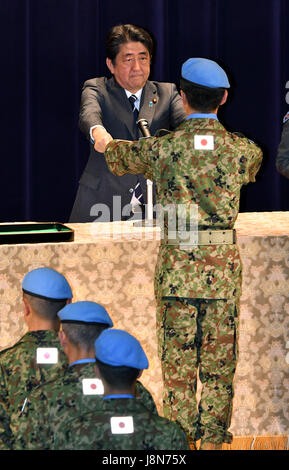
[[133, 119, 156, 227]]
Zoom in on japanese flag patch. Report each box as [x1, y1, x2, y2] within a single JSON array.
[[36, 347, 58, 364], [82, 378, 104, 395], [110, 416, 134, 434], [194, 135, 214, 150]]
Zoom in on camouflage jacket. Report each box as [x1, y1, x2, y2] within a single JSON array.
[[0, 330, 68, 449], [15, 362, 158, 450], [52, 397, 190, 450], [105, 118, 263, 300]]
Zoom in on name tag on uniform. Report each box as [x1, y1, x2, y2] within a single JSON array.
[[194, 135, 214, 150], [82, 378, 104, 395], [36, 347, 58, 364], [110, 416, 134, 434]]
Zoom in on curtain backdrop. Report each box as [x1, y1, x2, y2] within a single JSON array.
[[1, 0, 289, 222]]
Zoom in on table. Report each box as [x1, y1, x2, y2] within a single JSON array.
[[0, 212, 289, 445]]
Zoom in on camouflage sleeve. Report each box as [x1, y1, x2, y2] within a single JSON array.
[[151, 417, 190, 450], [0, 365, 13, 449], [14, 390, 52, 450], [0, 401, 13, 450], [276, 121, 289, 179], [169, 422, 191, 450], [104, 137, 160, 181], [240, 138, 263, 184], [135, 380, 158, 414]]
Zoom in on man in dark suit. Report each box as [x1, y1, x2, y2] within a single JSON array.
[[276, 111, 289, 179], [69, 24, 186, 222]]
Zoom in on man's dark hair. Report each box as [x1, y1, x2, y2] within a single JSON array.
[[95, 358, 139, 390], [180, 77, 226, 113], [62, 323, 109, 350], [23, 292, 67, 321], [106, 24, 153, 63]]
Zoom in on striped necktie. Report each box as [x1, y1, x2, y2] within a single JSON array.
[[128, 95, 144, 207], [128, 94, 139, 121]]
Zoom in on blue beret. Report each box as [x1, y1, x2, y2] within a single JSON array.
[[58, 301, 113, 326], [181, 58, 230, 88], [22, 267, 73, 300], [94, 329, 149, 369]]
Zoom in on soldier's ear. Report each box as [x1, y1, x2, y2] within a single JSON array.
[[94, 364, 101, 378], [220, 89, 228, 106], [137, 370, 143, 379], [22, 295, 31, 318], [58, 329, 67, 349], [180, 90, 190, 114], [180, 90, 187, 105]]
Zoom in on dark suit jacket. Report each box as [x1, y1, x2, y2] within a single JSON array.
[[276, 120, 289, 179], [69, 76, 186, 222]]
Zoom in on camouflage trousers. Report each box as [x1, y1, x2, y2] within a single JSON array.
[[156, 297, 239, 444]]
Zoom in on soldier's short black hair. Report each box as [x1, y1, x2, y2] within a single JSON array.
[[95, 358, 139, 389], [180, 77, 226, 113], [62, 323, 109, 349], [106, 24, 153, 64], [23, 292, 67, 321]]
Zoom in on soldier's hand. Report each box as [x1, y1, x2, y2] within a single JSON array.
[[92, 127, 113, 153]]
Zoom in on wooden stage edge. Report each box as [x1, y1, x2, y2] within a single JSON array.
[[190, 435, 289, 451]]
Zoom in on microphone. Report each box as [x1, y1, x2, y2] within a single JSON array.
[[135, 118, 154, 223], [137, 118, 151, 138]]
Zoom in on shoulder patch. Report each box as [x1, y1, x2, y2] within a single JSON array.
[[82, 378, 104, 395], [194, 135, 214, 150], [110, 416, 134, 434], [283, 111, 289, 124], [36, 347, 58, 364]]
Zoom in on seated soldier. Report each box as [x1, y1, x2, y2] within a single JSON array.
[[0, 267, 72, 449], [53, 329, 190, 450], [15, 302, 157, 450]]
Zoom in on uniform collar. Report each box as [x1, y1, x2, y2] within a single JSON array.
[[103, 394, 134, 400], [69, 358, 96, 367], [187, 112, 218, 120]]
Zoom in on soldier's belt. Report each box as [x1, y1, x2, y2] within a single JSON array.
[[161, 229, 236, 247]]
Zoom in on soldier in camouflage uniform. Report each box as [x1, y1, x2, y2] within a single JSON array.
[[103, 58, 263, 449], [53, 328, 190, 450], [276, 111, 289, 178], [15, 302, 158, 450], [0, 267, 72, 449]]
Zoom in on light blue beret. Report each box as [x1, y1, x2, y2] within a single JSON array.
[[181, 58, 230, 88], [58, 301, 113, 326], [22, 267, 73, 300], [94, 329, 149, 369]]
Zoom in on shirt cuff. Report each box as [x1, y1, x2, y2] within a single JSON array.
[[89, 125, 105, 143]]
